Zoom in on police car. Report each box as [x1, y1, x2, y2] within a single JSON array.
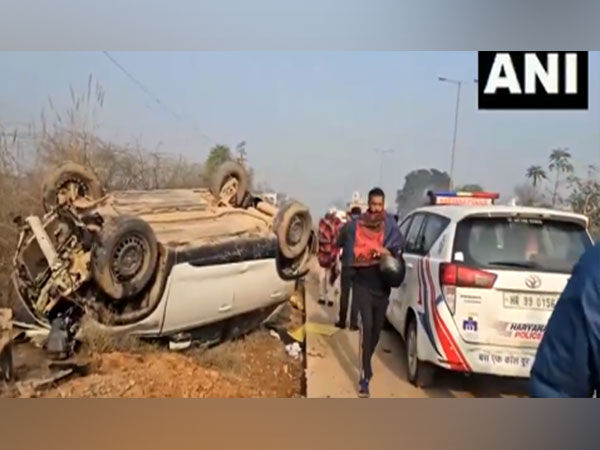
[[386, 191, 594, 387]]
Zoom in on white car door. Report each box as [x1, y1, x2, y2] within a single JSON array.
[[388, 215, 413, 327], [160, 258, 293, 335], [161, 262, 236, 334], [400, 213, 427, 336], [229, 259, 293, 314], [388, 213, 426, 338]]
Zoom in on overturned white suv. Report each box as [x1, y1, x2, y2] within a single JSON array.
[[11, 160, 314, 352]]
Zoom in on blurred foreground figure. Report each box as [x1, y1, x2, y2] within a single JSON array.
[[529, 242, 600, 398]]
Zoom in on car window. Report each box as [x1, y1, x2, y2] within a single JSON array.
[[453, 216, 593, 273], [404, 214, 425, 254], [398, 215, 412, 240], [420, 214, 451, 254]]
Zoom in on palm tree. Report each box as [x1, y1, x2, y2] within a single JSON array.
[[526, 165, 547, 188], [548, 148, 574, 207]]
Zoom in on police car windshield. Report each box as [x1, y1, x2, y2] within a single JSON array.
[[453, 216, 592, 274]]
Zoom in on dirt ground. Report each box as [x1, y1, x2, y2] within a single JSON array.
[[2, 304, 305, 398], [44, 332, 303, 398]]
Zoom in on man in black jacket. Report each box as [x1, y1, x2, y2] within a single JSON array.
[[335, 206, 362, 331]]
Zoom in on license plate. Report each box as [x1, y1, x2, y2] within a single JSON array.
[[503, 292, 559, 310]]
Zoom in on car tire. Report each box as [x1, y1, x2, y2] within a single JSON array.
[[406, 317, 436, 388], [5, 279, 36, 325], [274, 201, 313, 259], [209, 161, 249, 206], [42, 161, 104, 211], [92, 215, 158, 301]]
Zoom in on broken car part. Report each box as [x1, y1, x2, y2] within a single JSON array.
[[0, 309, 13, 382]]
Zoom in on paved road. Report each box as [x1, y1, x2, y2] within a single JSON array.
[[304, 266, 529, 398]]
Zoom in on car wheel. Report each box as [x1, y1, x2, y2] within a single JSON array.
[[209, 161, 249, 207], [92, 216, 158, 301], [406, 317, 436, 388], [42, 161, 104, 211], [274, 201, 313, 259]]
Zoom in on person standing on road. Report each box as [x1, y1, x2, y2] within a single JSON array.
[[335, 205, 363, 331], [351, 188, 403, 398], [317, 208, 342, 307], [529, 241, 600, 397]]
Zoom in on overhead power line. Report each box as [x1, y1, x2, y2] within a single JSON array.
[[102, 51, 182, 121], [102, 51, 216, 146]]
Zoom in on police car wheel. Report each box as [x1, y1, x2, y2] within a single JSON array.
[[406, 318, 435, 388]]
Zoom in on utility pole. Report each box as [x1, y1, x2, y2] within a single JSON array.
[[438, 77, 477, 190], [374, 148, 395, 186]]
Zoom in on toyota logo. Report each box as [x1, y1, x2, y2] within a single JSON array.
[[525, 275, 542, 289]]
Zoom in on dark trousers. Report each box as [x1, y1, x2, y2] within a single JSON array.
[[338, 266, 358, 327], [354, 282, 389, 381]]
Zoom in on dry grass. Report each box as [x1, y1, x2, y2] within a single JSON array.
[[77, 317, 157, 355], [192, 344, 246, 375], [188, 332, 268, 376], [0, 76, 210, 309]]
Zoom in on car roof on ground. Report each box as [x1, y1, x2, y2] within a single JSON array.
[[405, 205, 589, 225]]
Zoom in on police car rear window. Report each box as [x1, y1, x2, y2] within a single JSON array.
[[453, 216, 592, 273]]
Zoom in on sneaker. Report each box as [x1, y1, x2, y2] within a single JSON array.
[[349, 324, 359, 331], [334, 320, 346, 329], [327, 300, 334, 307], [317, 297, 326, 305], [358, 378, 370, 398]]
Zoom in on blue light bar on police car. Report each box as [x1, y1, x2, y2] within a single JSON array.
[[427, 190, 499, 206]]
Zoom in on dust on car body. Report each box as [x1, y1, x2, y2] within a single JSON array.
[[11, 160, 314, 357]]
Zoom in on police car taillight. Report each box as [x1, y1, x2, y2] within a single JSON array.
[[428, 191, 500, 206], [440, 263, 497, 289], [439, 263, 497, 315]]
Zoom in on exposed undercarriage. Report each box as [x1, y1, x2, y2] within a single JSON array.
[[11, 161, 314, 354]]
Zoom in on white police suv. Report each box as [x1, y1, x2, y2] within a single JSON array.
[[386, 191, 594, 387]]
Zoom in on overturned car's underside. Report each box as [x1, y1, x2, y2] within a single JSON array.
[[11, 161, 314, 344]]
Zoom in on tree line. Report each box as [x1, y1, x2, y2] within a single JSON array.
[[391, 148, 599, 239], [521, 148, 599, 237]]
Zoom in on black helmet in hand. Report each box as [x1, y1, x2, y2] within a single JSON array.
[[379, 253, 406, 288]]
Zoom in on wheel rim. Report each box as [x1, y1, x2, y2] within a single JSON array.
[[219, 177, 239, 204], [407, 324, 418, 378], [286, 215, 305, 246], [111, 235, 148, 281], [57, 179, 90, 205]]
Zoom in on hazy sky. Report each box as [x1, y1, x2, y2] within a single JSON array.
[[1, 51, 599, 215]]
